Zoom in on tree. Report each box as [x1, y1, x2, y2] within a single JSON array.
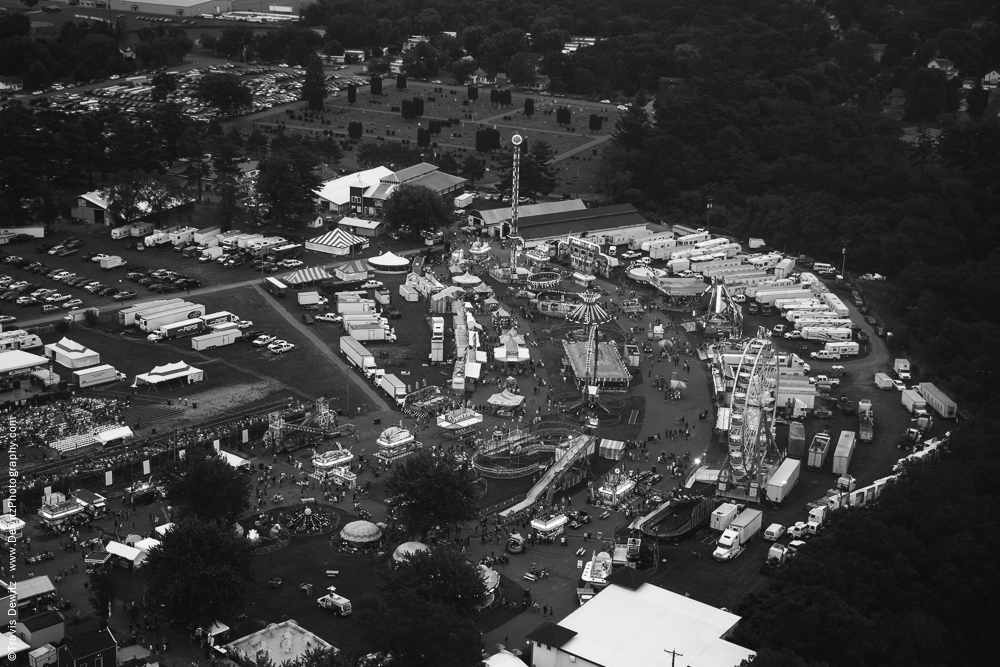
[[302, 55, 328, 111], [379, 546, 487, 615], [461, 155, 485, 185], [383, 450, 478, 540], [88, 570, 115, 623], [151, 71, 177, 102], [347, 84, 357, 104], [360, 590, 484, 667], [166, 450, 252, 527], [370, 76, 382, 96], [101, 171, 183, 225], [396, 73, 407, 90], [451, 58, 477, 83], [197, 73, 253, 116], [246, 126, 269, 161], [356, 142, 423, 169], [523, 140, 559, 197], [507, 52, 537, 87], [257, 146, 322, 224], [142, 518, 255, 627], [524, 98, 535, 117]]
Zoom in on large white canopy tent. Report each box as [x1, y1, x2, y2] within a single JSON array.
[[369, 251, 411, 274], [487, 390, 525, 408], [133, 362, 204, 388], [305, 228, 368, 256], [0, 350, 48, 375], [43, 337, 100, 369]]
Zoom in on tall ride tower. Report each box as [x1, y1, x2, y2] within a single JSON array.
[[509, 134, 523, 266]]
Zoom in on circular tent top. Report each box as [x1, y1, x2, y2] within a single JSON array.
[[369, 251, 411, 267], [479, 564, 500, 592], [340, 520, 383, 543], [392, 541, 430, 562], [453, 271, 483, 286]]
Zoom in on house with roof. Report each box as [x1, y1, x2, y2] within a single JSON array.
[[824, 16, 841, 32], [348, 163, 466, 219], [315, 167, 395, 214], [0, 77, 23, 92], [57, 628, 117, 667], [983, 70, 1000, 89], [526, 581, 754, 667], [70, 188, 191, 226], [16, 610, 65, 649], [927, 58, 958, 79], [868, 43, 887, 62]]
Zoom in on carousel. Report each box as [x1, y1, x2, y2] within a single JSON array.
[[390, 541, 429, 568], [526, 270, 561, 291], [453, 271, 483, 288], [368, 251, 411, 275], [469, 240, 494, 262], [337, 520, 384, 553], [375, 425, 423, 464]]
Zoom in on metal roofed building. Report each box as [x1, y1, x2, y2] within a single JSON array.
[[108, 0, 233, 18], [347, 163, 467, 219], [526, 582, 755, 667], [519, 204, 652, 246], [467, 199, 587, 236]]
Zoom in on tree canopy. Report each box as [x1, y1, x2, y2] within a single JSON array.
[[196, 73, 253, 116], [165, 450, 252, 527], [142, 517, 255, 627], [378, 546, 487, 615], [383, 450, 479, 541], [382, 184, 454, 237]]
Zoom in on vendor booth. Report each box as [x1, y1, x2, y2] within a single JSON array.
[[154, 522, 174, 537], [38, 492, 84, 528], [338, 520, 384, 553], [106, 540, 145, 568], [598, 473, 636, 506], [84, 550, 112, 572], [305, 228, 368, 256], [436, 408, 483, 430], [331, 259, 371, 282], [311, 448, 353, 473], [43, 337, 100, 369], [0, 514, 25, 541], [375, 426, 422, 464], [219, 451, 251, 469], [531, 514, 568, 541], [572, 271, 596, 288], [13, 576, 56, 611], [73, 489, 108, 518], [598, 439, 625, 460], [133, 362, 204, 388], [581, 551, 613, 590], [96, 426, 133, 445]]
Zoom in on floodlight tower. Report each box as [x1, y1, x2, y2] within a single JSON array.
[[509, 133, 524, 266]]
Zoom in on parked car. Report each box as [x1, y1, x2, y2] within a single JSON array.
[[281, 259, 304, 268], [361, 280, 383, 289], [253, 334, 277, 347], [316, 313, 342, 323], [46, 293, 70, 303], [270, 342, 295, 354], [113, 291, 137, 301], [62, 299, 83, 309], [0, 315, 16, 323], [41, 304, 59, 313], [98, 287, 120, 297]]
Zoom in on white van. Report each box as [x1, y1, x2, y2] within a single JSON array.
[[764, 523, 785, 541]]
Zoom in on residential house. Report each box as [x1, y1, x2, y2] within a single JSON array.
[[868, 43, 887, 62], [470, 69, 496, 86], [881, 87, 907, 120], [963, 77, 980, 90], [0, 77, 23, 92], [70, 188, 191, 226], [57, 628, 117, 667], [16, 610, 64, 649], [349, 163, 466, 219], [403, 36, 430, 51], [927, 58, 958, 79], [900, 127, 941, 145], [390, 58, 404, 74], [983, 70, 1000, 89], [824, 17, 841, 32]]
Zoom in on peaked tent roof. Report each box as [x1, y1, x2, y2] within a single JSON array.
[[283, 267, 332, 285], [369, 251, 411, 267], [307, 228, 366, 249]]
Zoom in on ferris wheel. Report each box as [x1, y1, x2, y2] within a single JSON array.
[[725, 327, 779, 485]]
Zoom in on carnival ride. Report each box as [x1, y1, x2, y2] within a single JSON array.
[[716, 327, 782, 501], [264, 398, 355, 453], [632, 493, 717, 542], [498, 434, 596, 518], [700, 278, 743, 338]]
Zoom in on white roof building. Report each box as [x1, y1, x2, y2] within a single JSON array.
[[315, 167, 394, 212], [527, 582, 754, 667]]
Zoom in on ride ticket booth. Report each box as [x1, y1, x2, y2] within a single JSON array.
[[73, 489, 108, 519], [531, 514, 568, 542], [38, 493, 84, 530]]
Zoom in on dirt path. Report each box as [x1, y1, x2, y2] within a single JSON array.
[[251, 283, 390, 411]]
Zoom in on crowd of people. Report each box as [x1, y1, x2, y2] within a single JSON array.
[[5, 396, 128, 456]]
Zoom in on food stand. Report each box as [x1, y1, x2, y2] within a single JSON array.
[[375, 426, 423, 465], [531, 514, 568, 540], [598, 477, 637, 506], [38, 493, 84, 529], [84, 550, 112, 573], [73, 489, 108, 519], [311, 448, 354, 481], [0, 514, 25, 541]]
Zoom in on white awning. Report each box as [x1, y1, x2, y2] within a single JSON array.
[[96, 426, 133, 443], [134, 538, 161, 552], [106, 541, 143, 563], [154, 522, 174, 537], [219, 451, 250, 468], [465, 361, 482, 379]]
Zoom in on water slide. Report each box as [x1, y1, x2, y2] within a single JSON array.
[[499, 434, 595, 518]]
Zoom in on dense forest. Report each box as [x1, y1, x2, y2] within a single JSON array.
[[735, 417, 1000, 667]]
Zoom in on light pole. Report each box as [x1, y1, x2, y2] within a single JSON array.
[[706, 197, 713, 233], [841, 240, 851, 278]]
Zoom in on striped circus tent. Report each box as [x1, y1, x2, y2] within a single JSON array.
[[305, 228, 368, 256]]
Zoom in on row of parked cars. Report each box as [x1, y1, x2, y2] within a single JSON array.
[[250, 333, 296, 355], [124, 268, 203, 294]]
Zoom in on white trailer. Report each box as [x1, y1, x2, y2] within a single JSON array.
[[380, 374, 407, 404], [454, 193, 474, 209], [710, 503, 739, 531], [820, 292, 850, 317], [119, 299, 188, 327], [712, 509, 763, 561], [773, 257, 796, 278], [192, 328, 241, 350], [794, 317, 852, 330], [138, 304, 206, 332], [340, 336, 376, 376], [168, 226, 198, 246], [194, 227, 220, 243], [765, 458, 801, 503], [916, 383, 957, 419], [112, 225, 131, 240], [824, 341, 860, 356], [799, 327, 853, 342], [832, 431, 856, 475], [0, 330, 43, 351], [874, 372, 894, 389], [100, 255, 126, 270], [73, 364, 126, 388]]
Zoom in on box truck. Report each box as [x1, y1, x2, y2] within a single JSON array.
[[893, 359, 911, 380], [454, 193, 474, 209], [340, 336, 376, 376], [200, 311, 236, 327], [712, 509, 763, 561], [199, 247, 224, 262], [806, 505, 828, 535], [119, 299, 187, 326], [73, 364, 126, 388], [788, 422, 806, 459], [901, 389, 928, 415], [139, 304, 206, 332], [348, 322, 396, 341], [192, 328, 241, 350], [765, 458, 801, 503], [806, 432, 832, 470], [710, 503, 739, 532], [380, 374, 407, 405], [147, 318, 206, 341], [99, 255, 126, 270], [298, 291, 327, 308], [858, 400, 874, 442], [874, 372, 894, 389], [916, 383, 957, 418], [832, 431, 856, 475]]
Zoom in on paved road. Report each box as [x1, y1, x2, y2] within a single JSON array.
[[251, 283, 390, 411]]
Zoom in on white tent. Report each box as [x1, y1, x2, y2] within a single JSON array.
[[369, 251, 411, 273], [219, 451, 251, 468], [494, 339, 530, 363], [44, 337, 101, 369], [453, 271, 483, 286], [134, 537, 161, 552], [487, 390, 525, 407], [154, 522, 174, 537], [106, 540, 145, 565], [133, 362, 204, 387], [305, 228, 368, 256], [96, 426, 133, 444]]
